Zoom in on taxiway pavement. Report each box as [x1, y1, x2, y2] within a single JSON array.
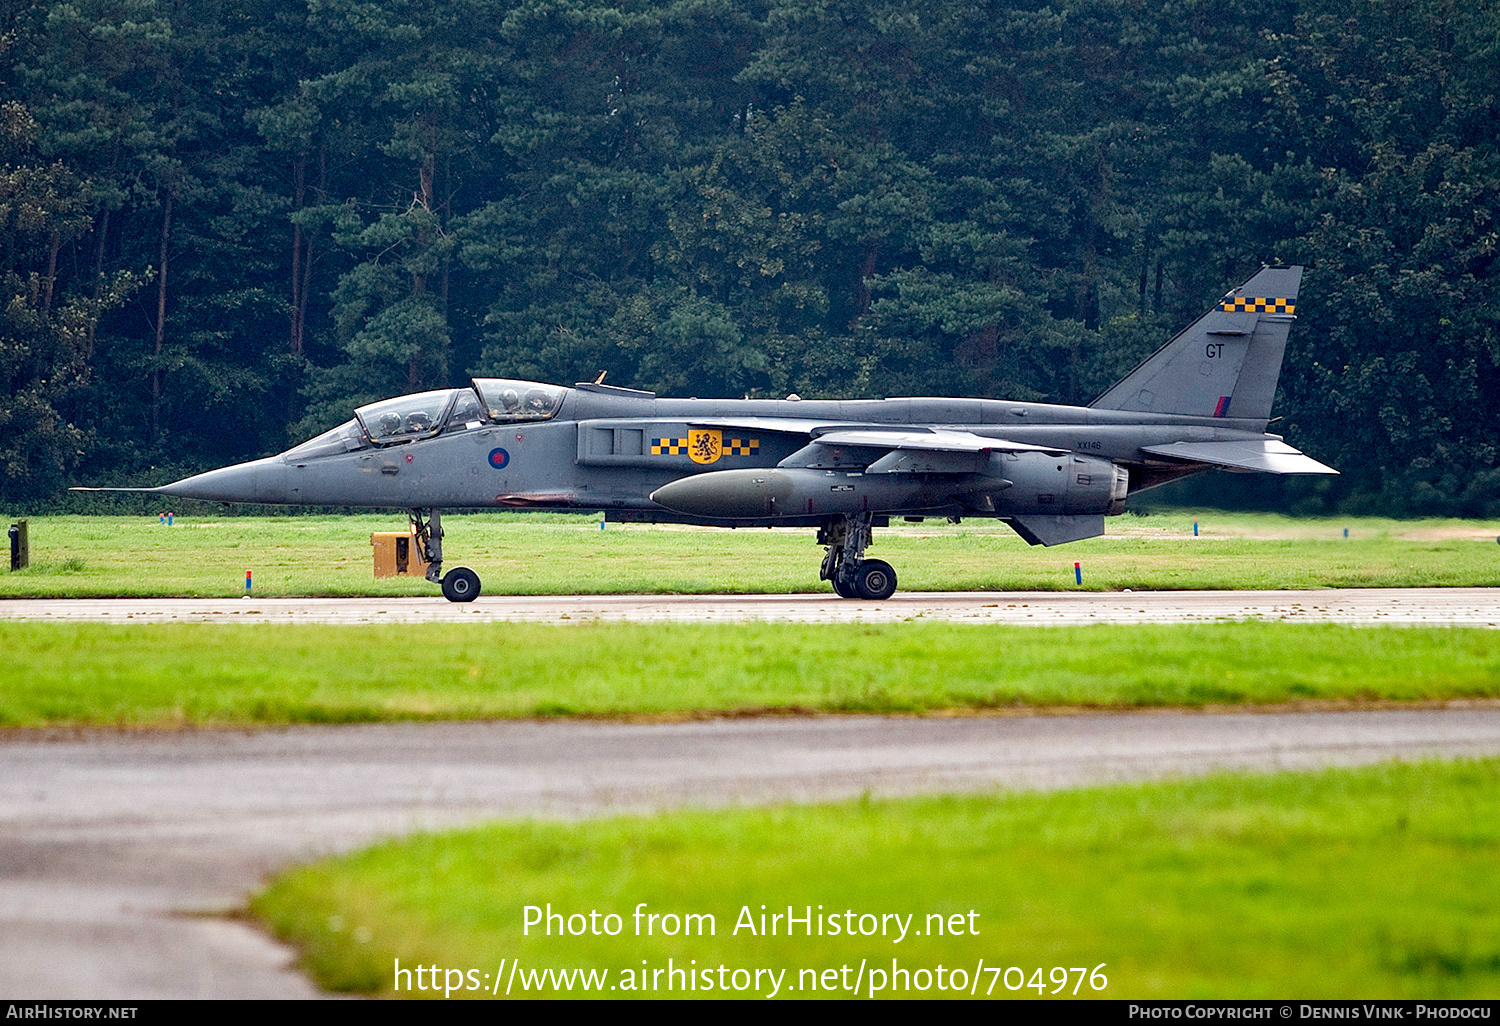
[[2, 587, 1498, 625], [3, 587, 1498, 998], [5, 708, 1500, 998]]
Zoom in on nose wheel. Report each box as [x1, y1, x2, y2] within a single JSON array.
[[412, 507, 483, 602], [440, 566, 481, 603]]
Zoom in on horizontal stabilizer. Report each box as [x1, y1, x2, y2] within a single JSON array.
[[1141, 439, 1338, 475], [1008, 514, 1106, 547], [68, 486, 168, 494]]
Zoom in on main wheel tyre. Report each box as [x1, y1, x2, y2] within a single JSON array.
[[831, 572, 859, 598], [854, 559, 897, 600], [441, 566, 481, 603]]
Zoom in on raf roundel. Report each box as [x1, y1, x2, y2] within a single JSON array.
[[488, 448, 510, 470]]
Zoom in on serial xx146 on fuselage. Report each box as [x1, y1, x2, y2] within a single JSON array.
[[76, 265, 1335, 601]]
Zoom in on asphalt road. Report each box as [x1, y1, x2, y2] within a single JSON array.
[[6, 707, 1500, 999], [2, 587, 1499, 625]]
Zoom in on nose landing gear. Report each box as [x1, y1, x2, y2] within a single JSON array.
[[818, 513, 898, 600], [411, 508, 483, 602]]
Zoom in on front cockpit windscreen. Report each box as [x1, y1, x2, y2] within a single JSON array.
[[474, 379, 566, 422], [282, 419, 369, 460], [356, 389, 465, 444]]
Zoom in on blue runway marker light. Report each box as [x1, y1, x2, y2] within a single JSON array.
[[166, 512, 173, 526], [1193, 521, 1199, 536], [245, 570, 252, 593], [599, 518, 606, 530], [1344, 527, 1349, 538], [158, 511, 165, 525], [1074, 561, 1082, 585]]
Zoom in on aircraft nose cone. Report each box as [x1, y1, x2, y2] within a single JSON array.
[[156, 457, 290, 504]]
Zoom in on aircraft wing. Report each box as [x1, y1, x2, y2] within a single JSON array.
[[684, 417, 861, 436], [770, 427, 1067, 475], [809, 429, 1065, 455], [1140, 439, 1339, 474], [689, 418, 1064, 454]]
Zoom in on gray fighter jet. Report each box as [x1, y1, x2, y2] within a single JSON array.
[[75, 265, 1335, 601]]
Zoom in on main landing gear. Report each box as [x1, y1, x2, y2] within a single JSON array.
[[818, 513, 898, 600], [411, 508, 482, 603]]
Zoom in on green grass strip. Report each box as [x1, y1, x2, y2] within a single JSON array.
[[253, 759, 1500, 999], [2, 512, 1498, 596], [5, 621, 1499, 726]]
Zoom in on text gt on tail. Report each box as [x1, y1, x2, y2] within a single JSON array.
[[75, 265, 1335, 601]]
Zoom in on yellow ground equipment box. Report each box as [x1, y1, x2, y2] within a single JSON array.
[[371, 531, 431, 578]]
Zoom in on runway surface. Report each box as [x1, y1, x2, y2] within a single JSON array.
[[2, 586, 1498, 625], [5, 707, 1500, 998]]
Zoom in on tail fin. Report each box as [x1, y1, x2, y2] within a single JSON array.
[[1090, 265, 1302, 423]]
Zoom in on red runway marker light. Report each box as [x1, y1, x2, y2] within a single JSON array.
[[245, 570, 252, 593], [1074, 562, 1082, 585]]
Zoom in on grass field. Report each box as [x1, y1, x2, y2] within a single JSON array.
[[1, 511, 1498, 597], [3, 621, 1497, 727], [8, 513, 1495, 1000], [252, 758, 1500, 999]]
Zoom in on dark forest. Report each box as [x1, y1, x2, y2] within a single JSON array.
[[2, 0, 1496, 513]]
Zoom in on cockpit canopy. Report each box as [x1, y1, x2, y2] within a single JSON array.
[[281, 378, 569, 460], [357, 388, 468, 444], [474, 379, 566, 422]]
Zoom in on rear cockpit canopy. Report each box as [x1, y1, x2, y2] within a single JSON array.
[[473, 379, 566, 422], [281, 379, 569, 460]]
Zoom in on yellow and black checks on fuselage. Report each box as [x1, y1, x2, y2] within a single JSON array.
[[650, 432, 760, 464], [1220, 297, 1295, 314]]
